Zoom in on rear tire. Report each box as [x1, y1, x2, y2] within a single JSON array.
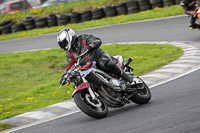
[[74, 90, 108, 119], [130, 78, 151, 104]]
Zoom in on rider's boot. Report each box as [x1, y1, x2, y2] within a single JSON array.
[[189, 24, 196, 30], [121, 71, 137, 94], [189, 23, 200, 30]]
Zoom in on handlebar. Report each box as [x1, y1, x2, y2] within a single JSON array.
[[59, 49, 90, 89]]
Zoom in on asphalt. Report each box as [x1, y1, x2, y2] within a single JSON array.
[[1, 41, 200, 129], [19, 68, 200, 133]]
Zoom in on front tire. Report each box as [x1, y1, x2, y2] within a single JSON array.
[[130, 78, 151, 104], [74, 90, 108, 119]]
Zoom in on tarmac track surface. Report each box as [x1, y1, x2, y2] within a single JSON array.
[[7, 69, 200, 133], [1, 15, 200, 133]]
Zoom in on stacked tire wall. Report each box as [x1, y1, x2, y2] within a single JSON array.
[[23, 16, 35, 30], [47, 14, 58, 27], [0, 0, 181, 36], [126, 1, 140, 14], [0, 19, 13, 34], [138, 0, 152, 11], [150, 0, 163, 9]]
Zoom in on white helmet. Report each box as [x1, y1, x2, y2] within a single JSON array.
[[57, 27, 76, 51]]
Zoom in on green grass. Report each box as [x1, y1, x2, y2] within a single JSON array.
[[0, 44, 183, 121], [0, 123, 15, 132], [0, 5, 184, 41]]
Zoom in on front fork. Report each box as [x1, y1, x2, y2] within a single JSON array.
[[83, 78, 97, 100], [72, 77, 97, 100]]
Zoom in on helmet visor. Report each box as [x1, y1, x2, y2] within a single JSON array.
[[58, 38, 68, 50]]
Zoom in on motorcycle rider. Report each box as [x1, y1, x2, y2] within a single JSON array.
[[180, 0, 200, 29], [57, 27, 135, 93]]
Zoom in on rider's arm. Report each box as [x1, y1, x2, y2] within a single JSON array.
[[85, 34, 102, 49], [60, 52, 76, 85], [180, 1, 191, 14], [66, 52, 76, 71]]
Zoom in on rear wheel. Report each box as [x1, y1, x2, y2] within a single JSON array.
[[74, 90, 108, 119], [130, 78, 151, 104]]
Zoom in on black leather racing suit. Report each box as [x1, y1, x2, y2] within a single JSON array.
[[180, 0, 199, 28], [65, 34, 122, 77]]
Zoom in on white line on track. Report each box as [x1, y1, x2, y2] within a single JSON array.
[[2, 110, 81, 133]]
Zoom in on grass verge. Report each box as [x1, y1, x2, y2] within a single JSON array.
[[0, 44, 183, 122], [0, 5, 184, 41], [0, 123, 15, 132]]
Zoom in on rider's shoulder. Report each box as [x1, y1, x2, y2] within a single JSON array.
[[77, 34, 94, 39]]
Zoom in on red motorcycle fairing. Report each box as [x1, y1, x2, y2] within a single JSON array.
[[80, 61, 94, 70], [72, 82, 90, 97]]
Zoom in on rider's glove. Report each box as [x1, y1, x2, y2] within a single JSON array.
[[60, 78, 66, 85], [83, 44, 94, 53], [60, 71, 74, 85], [60, 73, 67, 85], [88, 44, 95, 50], [190, 11, 196, 15]]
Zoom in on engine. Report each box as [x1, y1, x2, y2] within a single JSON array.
[[109, 78, 125, 92]]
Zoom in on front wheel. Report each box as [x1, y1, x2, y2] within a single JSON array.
[[130, 78, 151, 104], [74, 89, 108, 119]]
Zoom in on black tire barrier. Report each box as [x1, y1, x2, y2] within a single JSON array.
[[149, 0, 162, 5], [152, 3, 164, 9], [34, 17, 47, 28], [0, 19, 12, 27], [103, 5, 117, 17], [57, 14, 70, 26], [70, 12, 81, 23], [175, 0, 181, 4], [47, 14, 58, 27], [2, 28, 12, 34], [137, 0, 152, 11], [0, 20, 13, 34], [91, 8, 105, 20], [25, 25, 35, 30], [126, 1, 139, 14], [23, 15, 36, 26], [163, 0, 175, 7], [23, 16, 36, 30], [80, 10, 92, 22], [150, 0, 163, 9], [115, 2, 128, 15], [11, 22, 25, 33], [2, 0, 182, 35]]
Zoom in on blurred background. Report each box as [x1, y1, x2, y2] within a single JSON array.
[[0, 0, 80, 14]]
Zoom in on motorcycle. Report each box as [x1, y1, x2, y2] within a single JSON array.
[[189, 6, 200, 30], [194, 6, 200, 20], [60, 49, 151, 119]]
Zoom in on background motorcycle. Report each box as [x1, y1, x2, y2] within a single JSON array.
[[194, 6, 200, 20], [60, 49, 151, 119]]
